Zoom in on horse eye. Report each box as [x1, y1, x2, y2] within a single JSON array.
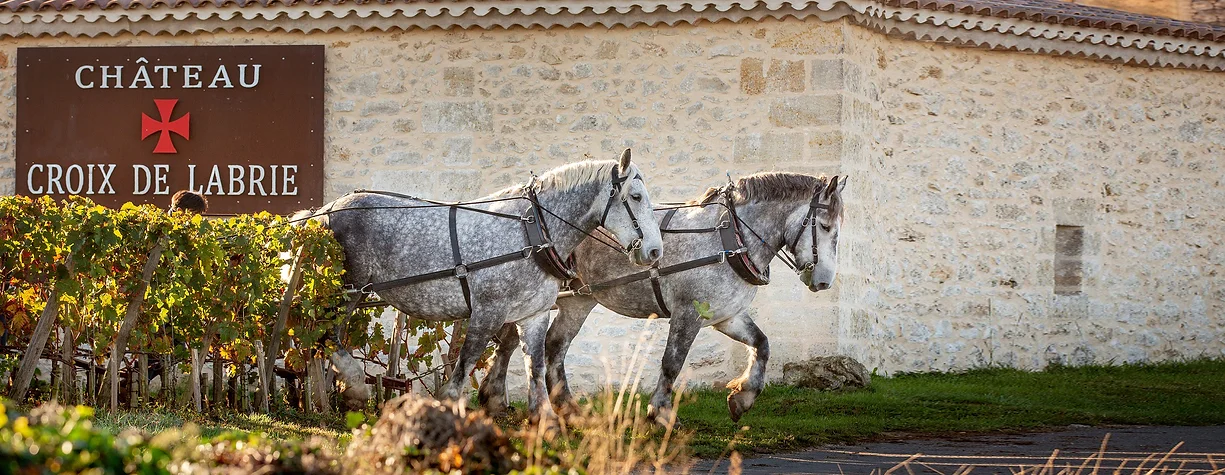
[[820, 224, 832, 233], [631, 193, 643, 202]]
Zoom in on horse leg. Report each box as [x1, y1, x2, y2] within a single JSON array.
[[545, 294, 598, 414], [329, 350, 371, 411], [442, 312, 502, 404], [714, 311, 769, 422], [649, 307, 702, 427], [477, 323, 519, 415], [517, 312, 559, 426]]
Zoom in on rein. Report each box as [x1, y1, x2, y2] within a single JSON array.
[[561, 185, 764, 317], [319, 165, 641, 315], [562, 181, 827, 318]]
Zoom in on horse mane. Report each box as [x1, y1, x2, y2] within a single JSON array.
[[491, 159, 632, 200], [691, 172, 843, 219]]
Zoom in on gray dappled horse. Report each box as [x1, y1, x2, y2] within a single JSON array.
[[298, 150, 663, 421], [481, 172, 845, 425]]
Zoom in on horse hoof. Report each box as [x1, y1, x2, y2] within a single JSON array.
[[526, 414, 562, 440], [649, 407, 681, 429], [551, 399, 581, 418], [727, 389, 758, 423]]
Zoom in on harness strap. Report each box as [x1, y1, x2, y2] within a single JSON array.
[[659, 208, 725, 234], [660, 209, 678, 230], [650, 269, 670, 317], [450, 206, 474, 314], [571, 253, 727, 314], [719, 209, 770, 286], [587, 255, 727, 292], [350, 189, 525, 220], [524, 203, 578, 280], [367, 248, 531, 293]]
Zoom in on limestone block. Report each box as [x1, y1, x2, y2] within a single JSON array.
[[769, 95, 842, 128], [423, 102, 493, 133], [781, 356, 871, 390]]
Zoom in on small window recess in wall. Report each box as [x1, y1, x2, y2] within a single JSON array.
[[1055, 225, 1084, 296]]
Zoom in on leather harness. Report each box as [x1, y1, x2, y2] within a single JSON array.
[[567, 186, 766, 318], [352, 165, 641, 315], [566, 182, 835, 318]]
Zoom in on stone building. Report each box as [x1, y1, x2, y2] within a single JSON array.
[[1068, 0, 1225, 25], [2, 0, 1223, 397]]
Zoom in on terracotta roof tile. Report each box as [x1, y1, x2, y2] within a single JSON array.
[[881, 0, 1225, 40], [3, 0, 1225, 43]]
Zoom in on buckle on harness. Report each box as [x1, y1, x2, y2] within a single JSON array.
[[649, 268, 660, 279], [575, 284, 593, 296], [522, 214, 535, 223], [344, 282, 375, 295], [454, 264, 469, 278]]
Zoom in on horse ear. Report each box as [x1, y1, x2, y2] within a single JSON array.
[[619, 148, 632, 172], [837, 176, 848, 194], [824, 176, 841, 198]]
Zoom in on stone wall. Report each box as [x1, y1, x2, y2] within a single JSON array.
[[1191, 0, 1225, 24], [2, 16, 1223, 398], [1067, 0, 1185, 20], [842, 26, 1225, 373]]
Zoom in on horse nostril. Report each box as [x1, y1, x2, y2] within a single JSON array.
[[815, 282, 831, 291], [648, 248, 661, 261]]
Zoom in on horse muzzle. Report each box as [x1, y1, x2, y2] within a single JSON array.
[[629, 239, 661, 266]]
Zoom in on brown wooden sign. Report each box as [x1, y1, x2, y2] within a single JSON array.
[[16, 45, 324, 215]]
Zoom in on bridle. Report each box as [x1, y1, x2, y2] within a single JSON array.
[[789, 181, 837, 276], [598, 165, 645, 254]]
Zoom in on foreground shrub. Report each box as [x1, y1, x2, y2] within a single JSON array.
[[0, 401, 166, 474], [345, 393, 523, 474], [0, 400, 341, 474]]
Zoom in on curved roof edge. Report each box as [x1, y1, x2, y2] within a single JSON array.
[[2, 0, 1224, 71]]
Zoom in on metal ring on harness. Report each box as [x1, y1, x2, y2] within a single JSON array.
[[454, 264, 469, 279]]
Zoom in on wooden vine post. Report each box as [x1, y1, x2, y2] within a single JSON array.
[[386, 311, 406, 399], [108, 345, 118, 412], [255, 341, 269, 412], [190, 348, 202, 413], [60, 328, 76, 404], [263, 246, 304, 410], [101, 237, 166, 404], [9, 253, 73, 402], [138, 355, 149, 408]]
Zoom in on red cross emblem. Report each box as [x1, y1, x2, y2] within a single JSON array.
[[141, 99, 191, 154]]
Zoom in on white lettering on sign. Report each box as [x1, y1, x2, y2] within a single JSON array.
[[25, 163, 297, 197], [75, 66, 95, 89], [26, 163, 116, 195], [185, 164, 300, 197], [154, 164, 170, 195], [73, 58, 261, 90]]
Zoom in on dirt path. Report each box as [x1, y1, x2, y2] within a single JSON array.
[[695, 426, 1225, 474]]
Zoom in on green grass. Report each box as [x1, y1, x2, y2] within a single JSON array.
[[93, 407, 349, 444], [81, 360, 1225, 461], [676, 359, 1225, 457]]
